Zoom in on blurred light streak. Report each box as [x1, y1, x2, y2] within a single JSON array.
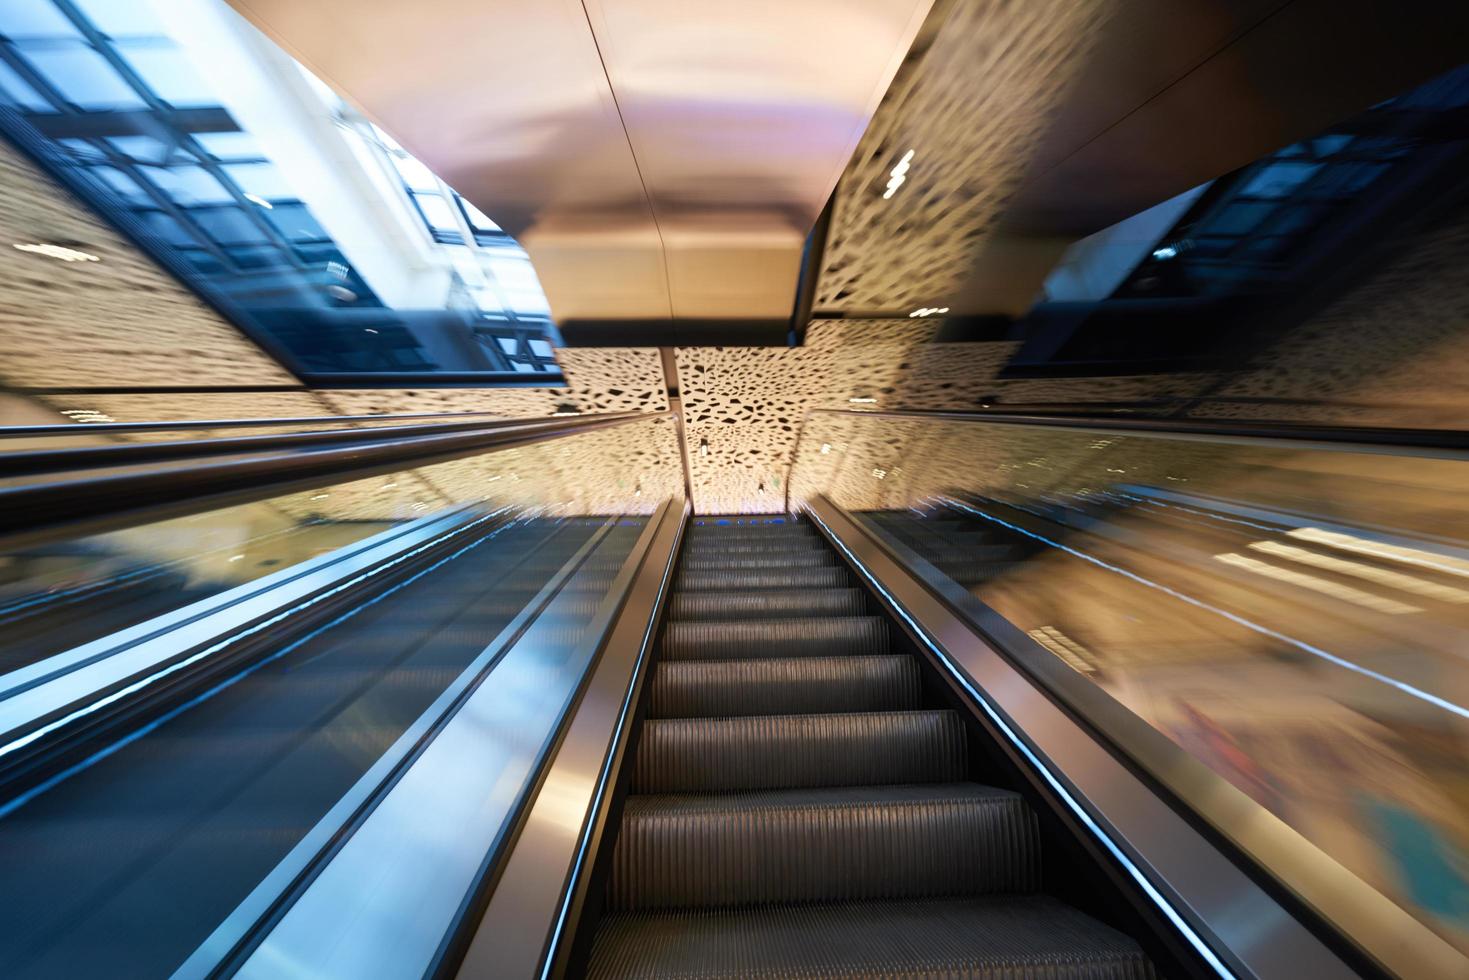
[[1289, 527, 1469, 579], [1249, 540, 1469, 603], [942, 498, 1469, 721], [1214, 552, 1421, 614]]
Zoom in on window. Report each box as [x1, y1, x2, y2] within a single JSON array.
[[0, 0, 560, 384]]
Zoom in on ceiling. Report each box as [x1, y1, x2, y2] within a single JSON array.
[[223, 0, 931, 337], [6, 0, 1469, 514]]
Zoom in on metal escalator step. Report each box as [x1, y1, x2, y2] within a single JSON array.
[[667, 588, 863, 621], [632, 710, 966, 793], [683, 539, 829, 557], [662, 617, 887, 660], [587, 895, 1154, 980], [680, 552, 834, 571], [649, 656, 919, 717], [607, 783, 1040, 910], [675, 567, 852, 591]]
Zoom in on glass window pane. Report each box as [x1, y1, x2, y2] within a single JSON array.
[[107, 134, 176, 163], [505, 291, 551, 315], [142, 164, 234, 205], [59, 137, 107, 162], [0, 59, 54, 111], [118, 43, 215, 108], [137, 210, 199, 247], [495, 336, 518, 355], [393, 155, 439, 192], [224, 162, 296, 201], [414, 193, 460, 234], [459, 196, 501, 232], [487, 255, 541, 292], [1240, 161, 1323, 199], [511, 360, 537, 373], [528, 338, 553, 358], [1207, 202, 1276, 236], [70, 0, 167, 37], [224, 245, 287, 270], [0, 0, 82, 38], [266, 203, 328, 243], [191, 207, 269, 245], [89, 164, 150, 204], [193, 131, 263, 161], [21, 43, 146, 110]]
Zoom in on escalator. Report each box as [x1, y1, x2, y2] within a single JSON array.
[[582, 517, 1155, 978]]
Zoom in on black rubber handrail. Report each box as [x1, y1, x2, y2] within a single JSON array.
[[0, 412, 666, 551], [0, 410, 513, 438], [0, 413, 629, 478], [805, 407, 1469, 457]]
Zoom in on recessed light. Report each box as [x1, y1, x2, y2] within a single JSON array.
[[883, 149, 915, 200], [699, 438, 710, 457], [14, 243, 99, 262], [849, 396, 877, 404]]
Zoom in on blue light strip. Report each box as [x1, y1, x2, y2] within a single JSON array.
[[944, 498, 1469, 721], [0, 509, 514, 817], [805, 507, 1236, 980]]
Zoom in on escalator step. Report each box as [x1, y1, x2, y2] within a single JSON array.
[[675, 567, 853, 591], [587, 895, 1153, 980], [607, 783, 1040, 910], [649, 655, 919, 718], [632, 710, 966, 793], [680, 553, 834, 571], [667, 588, 864, 621], [662, 617, 888, 660], [683, 540, 829, 557]]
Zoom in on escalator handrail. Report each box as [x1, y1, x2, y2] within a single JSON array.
[[802, 407, 1469, 458], [0, 409, 513, 439], [0, 415, 559, 476], [0, 411, 665, 551]]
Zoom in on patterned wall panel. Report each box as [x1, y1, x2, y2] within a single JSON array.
[[814, 0, 1111, 313], [314, 348, 668, 419], [0, 141, 293, 391]]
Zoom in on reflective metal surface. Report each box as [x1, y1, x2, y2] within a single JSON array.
[[225, 0, 929, 328], [805, 497, 1369, 979], [792, 410, 1469, 973]]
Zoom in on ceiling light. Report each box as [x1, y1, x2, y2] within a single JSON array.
[[15, 243, 100, 262], [1152, 245, 1179, 260], [909, 306, 950, 318], [849, 396, 877, 404], [228, 554, 245, 562], [883, 149, 914, 200], [820, 443, 831, 454], [699, 437, 710, 457], [60, 408, 115, 423], [311, 493, 330, 500], [244, 193, 274, 210]]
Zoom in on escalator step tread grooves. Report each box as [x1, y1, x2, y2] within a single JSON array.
[[648, 655, 920, 717], [666, 588, 864, 621], [587, 896, 1153, 980], [680, 553, 835, 570], [675, 567, 853, 591], [607, 783, 1041, 910], [588, 514, 1153, 979], [662, 617, 889, 660], [631, 711, 967, 793]]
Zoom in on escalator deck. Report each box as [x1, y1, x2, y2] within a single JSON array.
[[585, 518, 1154, 979]]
